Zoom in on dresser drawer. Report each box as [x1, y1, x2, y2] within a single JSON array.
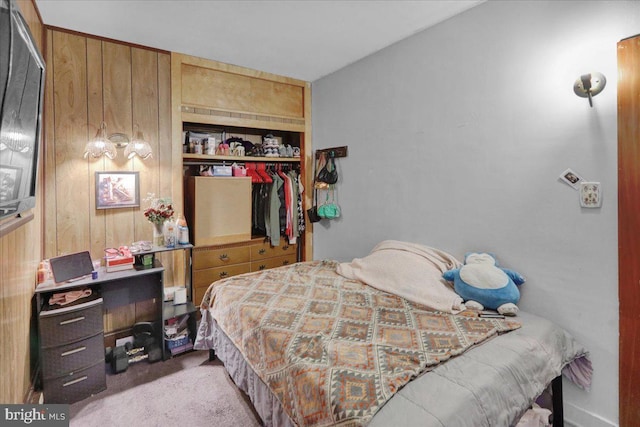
[[43, 361, 106, 404], [251, 240, 296, 261], [194, 263, 251, 288], [42, 332, 105, 380], [39, 298, 104, 348], [193, 245, 250, 270], [193, 262, 251, 287], [251, 254, 297, 272], [194, 263, 251, 306]]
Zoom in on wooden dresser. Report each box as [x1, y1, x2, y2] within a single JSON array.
[[193, 238, 297, 305]]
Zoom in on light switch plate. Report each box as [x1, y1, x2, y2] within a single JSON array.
[[580, 182, 601, 208]]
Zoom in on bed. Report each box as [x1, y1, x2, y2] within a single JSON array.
[[194, 242, 591, 427]]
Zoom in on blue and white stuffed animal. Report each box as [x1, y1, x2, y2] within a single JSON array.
[[443, 252, 525, 316]]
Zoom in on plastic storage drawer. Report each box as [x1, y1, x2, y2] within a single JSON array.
[[41, 332, 105, 380], [42, 361, 106, 404], [39, 298, 103, 347]]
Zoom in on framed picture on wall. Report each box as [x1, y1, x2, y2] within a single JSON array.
[[559, 168, 583, 190], [95, 171, 140, 209]]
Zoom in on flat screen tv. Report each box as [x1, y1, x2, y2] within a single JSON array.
[[0, 0, 45, 223]]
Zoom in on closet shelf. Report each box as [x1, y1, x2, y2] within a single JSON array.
[[183, 154, 300, 163]]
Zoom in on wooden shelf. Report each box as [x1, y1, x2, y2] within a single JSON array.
[[163, 301, 197, 320], [133, 243, 193, 256], [182, 153, 300, 163]]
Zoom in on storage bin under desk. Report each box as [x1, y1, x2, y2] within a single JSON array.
[[39, 296, 106, 403], [42, 361, 106, 404]]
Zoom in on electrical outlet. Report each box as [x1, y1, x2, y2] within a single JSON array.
[[579, 182, 601, 208]]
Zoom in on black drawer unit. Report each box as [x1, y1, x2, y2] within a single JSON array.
[[34, 245, 194, 403], [39, 295, 106, 403]]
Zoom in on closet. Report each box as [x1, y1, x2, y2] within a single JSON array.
[[171, 53, 313, 305]]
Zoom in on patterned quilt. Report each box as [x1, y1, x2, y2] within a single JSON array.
[[201, 261, 521, 427]]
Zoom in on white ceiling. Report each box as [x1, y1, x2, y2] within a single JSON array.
[[34, 0, 484, 82]]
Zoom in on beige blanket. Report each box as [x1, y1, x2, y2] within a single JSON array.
[[336, 240, 464, 313]]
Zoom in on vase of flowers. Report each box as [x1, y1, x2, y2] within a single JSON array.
[[152, 223, 164, 247], [143, 194, 174, 246]]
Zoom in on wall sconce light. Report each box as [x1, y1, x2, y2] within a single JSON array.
[[573, 72, 606, 107], [124, 125, 153, 160], [83, 122, 152, 160], [84, 122, 116, 159]]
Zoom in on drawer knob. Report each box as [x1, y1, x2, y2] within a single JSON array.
[[259, 265, 266, 270], [59, 316, 85, 326], [282, 245, 289, 251], [219, 254, 229, 261], [258, 249, 266, 255], [220, 271, 228, 278], [283, 260, 290, 265]]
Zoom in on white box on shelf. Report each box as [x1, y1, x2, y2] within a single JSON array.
[[173, 287, 187, 305], [163, 286, 180, 302], [212, 165, 232, 176]]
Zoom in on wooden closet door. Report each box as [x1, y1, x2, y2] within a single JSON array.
[[618, 34, 640, 427]]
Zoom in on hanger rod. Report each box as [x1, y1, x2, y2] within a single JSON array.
[[315, 146, 348, 159]]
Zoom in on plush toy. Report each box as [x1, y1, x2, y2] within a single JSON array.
[[443, 252, 525, 316]]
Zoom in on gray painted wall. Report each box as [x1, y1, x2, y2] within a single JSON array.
[[311, 1, 640, 425]]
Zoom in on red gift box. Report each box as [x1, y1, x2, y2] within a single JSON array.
[[106, 255, 134, 272]]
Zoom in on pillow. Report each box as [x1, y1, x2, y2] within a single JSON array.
[[336, 240, 464, 313]]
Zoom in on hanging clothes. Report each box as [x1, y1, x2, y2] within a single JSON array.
[[297, 173, 305, 234], [249, 165, 304, 247], [266, 172, 284, 246], [287, 169, 300, 244], [252, 183, 269, 235], [280, 169, 292, 242]]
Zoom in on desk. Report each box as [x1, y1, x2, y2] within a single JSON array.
[[34, 244, 195, 404]]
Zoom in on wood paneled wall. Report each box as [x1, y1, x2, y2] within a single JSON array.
[[0, 0, 44, 404], [44, 28, 176, 336], [44, 30, 173, 258]]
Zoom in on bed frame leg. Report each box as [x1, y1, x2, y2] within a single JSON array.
[[208, 349, 216, 361], [551, 375, 563, 427]]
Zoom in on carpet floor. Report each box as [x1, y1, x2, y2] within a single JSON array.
[[69, 350, 262, 427]]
